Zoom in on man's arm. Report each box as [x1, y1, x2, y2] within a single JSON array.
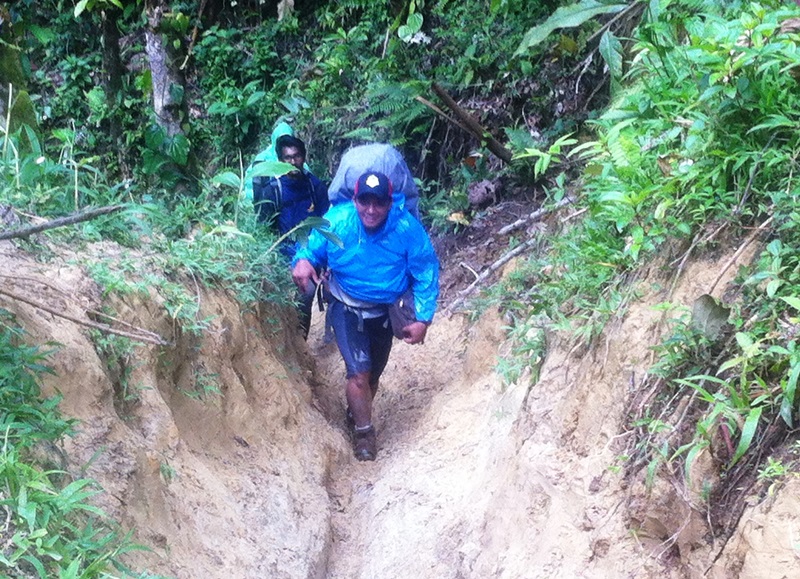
[[406, 221, 440, 325], [291, 214, 332, 287], [292, 259, 320, 294]]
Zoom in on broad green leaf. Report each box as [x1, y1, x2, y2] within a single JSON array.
[[747, 114, 794, 134], [212, 171, 241, 190], [206, 225, 255, 240], [767, 278, 782, 297], [644, 0, 660, 22], [780, 361, 800, 427], [731, 406, 762, 466], [20, 554, 46, 579], [598, 30, 623, 94], [318, 229, 345, 249], [248, 161, 295, 179], [167, 134, 190, 166], [245, 91, 266, 107], [74, 0, 90, 18], [27, 25, 57, 45], [683, 442, 707, 483], [780, 296, 800, 311], [718, 356, 745, 373], [59, 556, 82, 579], [399, 13, 424, 40], [515, 0, 627, 55], [735, 332, 755, 352]]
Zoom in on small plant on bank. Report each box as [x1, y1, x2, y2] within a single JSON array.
[[0, 310, 153, 577]]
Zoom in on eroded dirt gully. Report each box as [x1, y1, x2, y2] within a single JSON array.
[[1, 237, 799, 578]]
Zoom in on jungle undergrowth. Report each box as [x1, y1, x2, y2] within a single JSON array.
[[478, 0, 800, 518]]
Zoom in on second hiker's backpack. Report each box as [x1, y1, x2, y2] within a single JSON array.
[[327, 143, 420, 218]]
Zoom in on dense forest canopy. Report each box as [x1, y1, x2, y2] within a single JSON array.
[[5, 0, 574, 199]]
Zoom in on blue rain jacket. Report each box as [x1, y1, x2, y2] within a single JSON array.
[[293, 196, 439, 323]]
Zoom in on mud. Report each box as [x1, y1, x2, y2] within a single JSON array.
[[0, 231, 795, 578]]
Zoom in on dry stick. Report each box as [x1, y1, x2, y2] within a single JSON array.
[[0, 205, 125, 241], [431, 82, 514, 164], [708, 215, 774, 296], [414, 95, 471, 134], [459, 261, 480, 281], [179, 0, 209, 70], [447, 237, 538, 315], [0, 274, 164, 340], [497, 196, 574, 236], [419, 116, 436, 173], [669, 221, 729, 267], [568, 3, 644, 78], [735, 134, 776, 215], [0, 287, 171, 346], [561, 206, 588, 222]]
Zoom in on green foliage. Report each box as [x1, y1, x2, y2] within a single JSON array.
[[476, 1, 800, 490], [513, 133, 578, 180], [0, 312, 149, 577], [0, 311, 70, 447], [515, 0, 628, 56]]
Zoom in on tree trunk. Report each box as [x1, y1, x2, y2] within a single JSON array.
[[0, 6, 38, 136], [144, 0, 186, 138], [101, 8, 128, 178]]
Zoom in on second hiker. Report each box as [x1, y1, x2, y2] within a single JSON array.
[[252, 132, 329, 339]]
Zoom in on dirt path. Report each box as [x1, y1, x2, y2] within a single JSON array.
[[307, 308, 523, 577], [5, 238, 796, 578], [305, 296, 672, 578]]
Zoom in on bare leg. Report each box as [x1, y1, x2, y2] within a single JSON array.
[[346, 371, 373, 428]]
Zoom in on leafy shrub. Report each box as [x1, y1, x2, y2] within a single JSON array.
[[0, 311, 149, 577]]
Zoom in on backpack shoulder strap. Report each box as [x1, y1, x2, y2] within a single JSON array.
[[253, 176, 283, 222]]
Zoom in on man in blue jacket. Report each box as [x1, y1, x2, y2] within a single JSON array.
[[292, 172, 439, 461], [253, 134, 329, 338]]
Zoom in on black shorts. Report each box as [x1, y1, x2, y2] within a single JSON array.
[[328, 299, 393, 382]]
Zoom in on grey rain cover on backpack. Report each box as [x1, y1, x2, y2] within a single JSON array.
[[328, 143, 420, 218]]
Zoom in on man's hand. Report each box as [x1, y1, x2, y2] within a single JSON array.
[[402, 321, 429, 345], [292, 259, 320, 294]]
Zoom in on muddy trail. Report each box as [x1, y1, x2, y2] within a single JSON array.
[[1, 232, 798, 578]]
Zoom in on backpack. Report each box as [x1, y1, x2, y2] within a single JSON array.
[[328, 143, 421, 219], [251, 176, 283, 223], [252, 173, 329, 228]]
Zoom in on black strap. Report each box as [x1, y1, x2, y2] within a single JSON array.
[[252, 176, 282, 222]]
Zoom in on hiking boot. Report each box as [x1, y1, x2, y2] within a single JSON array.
[[353, 425, 377, 462]]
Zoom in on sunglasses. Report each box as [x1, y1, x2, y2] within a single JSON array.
[[355, 195, 392, 208]]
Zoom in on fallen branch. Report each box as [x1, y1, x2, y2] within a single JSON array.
[[179, 0, 209, 70], [414, 95, 471, 134], [497, 196, 574, 236], [0, 273, 165, 338], [0, 287, 172, 346], [447, 237, 538, 315], [431, 82, 513, 164], [0, 205, 125, 241], [708, 215, 774, 295]]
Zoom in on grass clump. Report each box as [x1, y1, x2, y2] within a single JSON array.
[[0, 310, 158, 578]]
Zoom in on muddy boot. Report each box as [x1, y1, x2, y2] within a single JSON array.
[[353, 425, 377, 462]]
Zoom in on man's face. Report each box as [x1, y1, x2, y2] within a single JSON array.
[[355, 194, 391, 231], [279, 146, 305, 176]]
